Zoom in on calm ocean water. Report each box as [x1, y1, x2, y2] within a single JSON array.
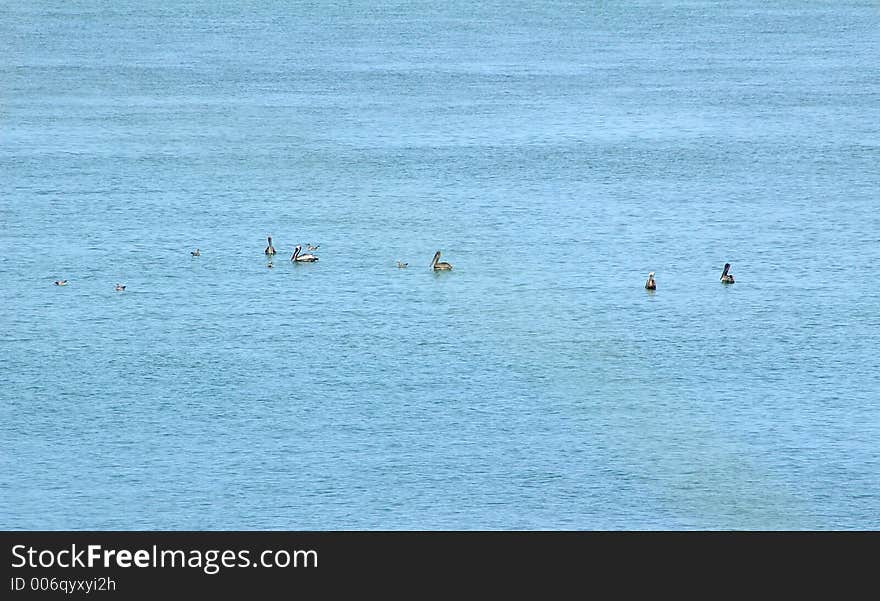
[[1, 1, 878, 530]]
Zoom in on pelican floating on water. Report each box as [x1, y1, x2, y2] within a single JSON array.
[[54, 280, 68, 286], [115, 284, 126, 292], [191, 248, 200, 256], [431, 250, 453, 271], [720, 262, 735, 284], [291, 245, 318, 262], [265, 236, 276, 256], [645, 272, 656, 290]]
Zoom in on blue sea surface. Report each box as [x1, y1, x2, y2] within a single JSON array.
[[1, 1, 878, 529]]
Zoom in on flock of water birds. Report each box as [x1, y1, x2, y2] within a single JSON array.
[[51, 234, 737, 291], [50, 235, 462, 290], [258, 235, 452, 271]]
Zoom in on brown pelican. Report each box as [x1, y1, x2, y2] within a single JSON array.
[[115, 284, 126, 292], [720, 262, 735, 284], [191, 248, 200, 256], [291, 245, 318, 262], [307, 243, 320, 251], [54, 280, 68, 286], [397, 261, 408, 268], [431, 250, 453, 271], [645, 272, 656, 290], [265, 236, 276, 256]]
